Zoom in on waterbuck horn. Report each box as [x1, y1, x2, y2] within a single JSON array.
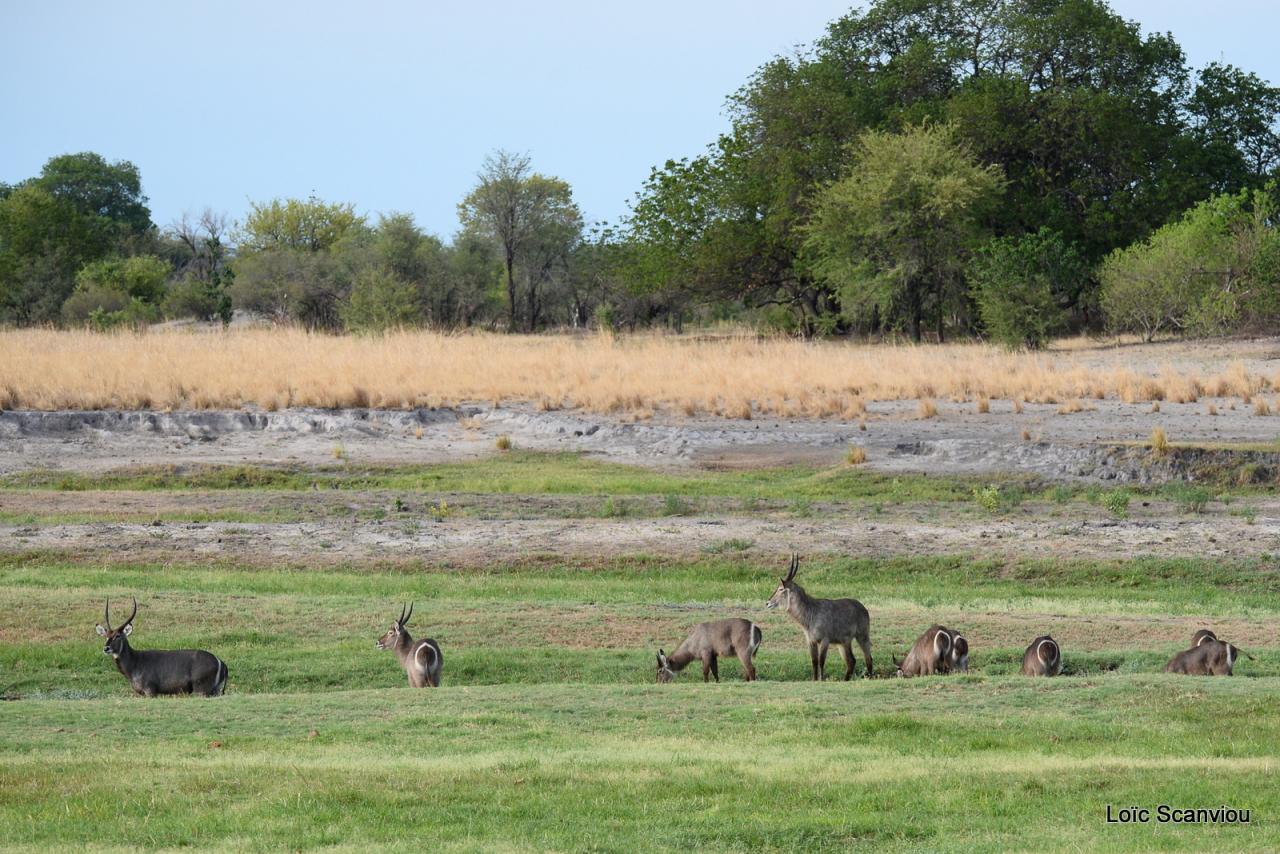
[[122, 597, 138, 629], [785, 553, 799, 582], [401, 602, 414, 627], [103, 598, 113, 632]]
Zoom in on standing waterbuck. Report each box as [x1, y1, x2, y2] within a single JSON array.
[[1165, 637, 1252, 676], [95, 598, 228, 697], [656, 618, 762, 683], [894, 625, 955, 677], [1021, 635, 1061, 677], [765, 554, 872, 680], [376, 603, 443, 688]]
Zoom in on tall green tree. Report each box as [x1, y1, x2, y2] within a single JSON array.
[[804, 123, 1004, 341], [0, 153, 153, 323], [458, 152, 582, 331]]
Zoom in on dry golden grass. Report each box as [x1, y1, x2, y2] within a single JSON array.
[[1255, 398, 1271, 417], [976, 396, 990, 414], [1149, 427, 1169, 456], [1021, 428, 1032, 441], [845, 445, 867, 465], [1, 328, 1275, 417], [1207, 404, 1218, 416], [917, 398, 938, 419], [495, 435, 512, 451]]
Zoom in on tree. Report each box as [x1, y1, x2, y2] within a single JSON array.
[[804, 123, 1004, 341], [0, 152, 153, 324], [62, 255, 171, 327], [457, 151, 583, 331], [969, 228, 1085, 348], [161, 210, 233, 323], [1189, 63, 1280, 186], [343, 267, 420, 333], [238, 196, 364, 253]]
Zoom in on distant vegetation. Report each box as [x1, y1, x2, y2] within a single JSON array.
[[1, 0, 1278, 345]]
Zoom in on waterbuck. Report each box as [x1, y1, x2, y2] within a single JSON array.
[[1021, 635, 1061, 677], [656, 618, 762, 683], [95, 598, 227, 697], [1165, 638, 1252, 676], [894, 625, 953, 677], [765, 554, 872, 680], [376, 603, 443, 688]]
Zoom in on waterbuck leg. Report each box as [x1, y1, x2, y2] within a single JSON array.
[[701, 656, 712, 683], [710, 655, 720, 683], [839, 643, 855, 681], [809, 641, 821, 681], [738, 650, 756, 682], [856, 635, 873, 679], [817, 639, 830, 681]]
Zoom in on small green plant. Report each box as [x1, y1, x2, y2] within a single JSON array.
[[662, 494, 691, 516], [790, 498, 814, 518], [601, 497, 628, 518], [332, 444, 347, 461], [495, 435, 513, 451], [393, 496, 408, 513], [430, 499, 453, 522], [1171, 485, 1212, 514], [1101, 489, 1131, 518], [1231, 505, 1258, 525], [972, 485, 1001, 513], [1050, 485, 1073, 504]]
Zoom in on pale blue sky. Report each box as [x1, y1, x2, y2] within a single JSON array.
[[1, 1, 1276, 239]]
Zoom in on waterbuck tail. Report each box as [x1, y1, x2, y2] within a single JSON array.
[[750, 623, 763, 655], [415, 641, 437, 668], [213, 659, 228, 696]]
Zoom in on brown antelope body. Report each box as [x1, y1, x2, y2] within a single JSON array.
[[656, 618, 762, 683], [95, 599, 227, 697], [766, 555, 872, 680], [895, 625, 955, 677], [1165, 638, 1250, 676], [1021, 635, 1061, 677], [376, 603, 443, 688]]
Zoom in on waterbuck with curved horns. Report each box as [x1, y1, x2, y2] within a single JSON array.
[[766, 554, 872, 680], [95, 598, 228, 697], [376, 603, 443, 688]]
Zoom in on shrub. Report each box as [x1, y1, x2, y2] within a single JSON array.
[[343, 267, 420, 333], [972, 485, 1000, 513], [495, 435, 512, 451], [970, 228, 1083, 349], [1149, 427, 1169, 456], [1102, 489, 1131, 518], [846, 445, 867, 465]]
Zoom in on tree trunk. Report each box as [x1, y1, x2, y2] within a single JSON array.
[[505, 254, 517, 331]]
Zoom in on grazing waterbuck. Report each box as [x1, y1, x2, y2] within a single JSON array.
[[1021, 635, 1061, 677], [95, 598, 227, 697], [376, 603, 443, 688], [656, 618, 762, 683], [1165, 638, 1251, 676], [765, 554, 872, 680], [895, 625, 954, 677]]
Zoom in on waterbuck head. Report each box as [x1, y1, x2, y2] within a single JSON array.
[[655, 649, 676, 683], [376, 603, 413, 650], [95, 598, 137, 659], [765, 554, 800, 610]]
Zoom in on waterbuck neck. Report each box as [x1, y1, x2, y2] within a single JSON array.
[[393, 630, 417, 664], [664, 647, 697, 672], [112, 637, 136, 675], [786, 582, 818, 625]]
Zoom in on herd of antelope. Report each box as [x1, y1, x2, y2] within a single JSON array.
[[96, 555, 1254, 697]]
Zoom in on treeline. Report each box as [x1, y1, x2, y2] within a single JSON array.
[[2, 0, 1279, 345]]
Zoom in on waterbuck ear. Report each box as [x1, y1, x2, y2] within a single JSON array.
[[95, 624, 107, 636], [122, 624, 133, 636]]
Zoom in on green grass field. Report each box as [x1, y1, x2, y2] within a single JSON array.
[[1, 454, 1277, 851]]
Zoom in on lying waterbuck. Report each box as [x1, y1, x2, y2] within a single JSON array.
[[376, 603, 443, 688], [765, 554, 872, 680], [656, 618, 762, 683], [95, 598, 227, 697], [895, 625, 954, 677], [1165, 638, 1252, 676], [1021, 635, 1061, 677]]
